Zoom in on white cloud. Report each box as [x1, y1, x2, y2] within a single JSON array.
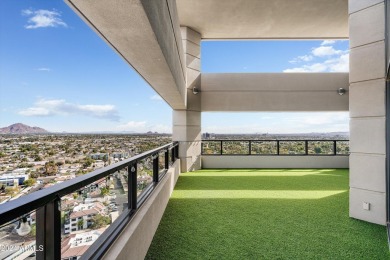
[[150, 95, 163, 101], [117, 121, 171, 133], [283, 68, 307, 73], [321, 40, 336, 46], [22, 9, 67, 29], [283, 63, 328, 73], [37, 68, 51, 72], [312, 46, 344, 57], [19, 99, 120, 121], [289, 55, 313, 64], [283, 54, 349, 72], [327, 54, 349, 72], [19, 107, 52, 116], [284, 41, 349, 73], [21, 9, 33, 16], [298, 55, 313, 62]]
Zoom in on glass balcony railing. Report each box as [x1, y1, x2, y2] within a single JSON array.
[[201, 140, 349, 156], [0, 142, 179, 260]]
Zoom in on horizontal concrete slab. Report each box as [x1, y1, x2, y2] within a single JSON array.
[[201, 73, 349, 111], [177, 0, 348, 39]]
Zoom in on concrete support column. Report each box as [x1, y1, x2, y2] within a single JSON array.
[[173, 27, 201, 172], [349, 0, 386, 225]]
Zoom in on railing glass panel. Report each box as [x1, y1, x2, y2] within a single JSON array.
[[279, 141, 306, 155], [202, 141, 221, 155], [222, 141, 250, 155], [307, 141, 334, 155], [60, 173, 121, 260], [251, 141, 278, 155], [336, 141, 349, 155]]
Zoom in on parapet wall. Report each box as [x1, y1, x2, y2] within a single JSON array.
[[202, 156, 349, 169]]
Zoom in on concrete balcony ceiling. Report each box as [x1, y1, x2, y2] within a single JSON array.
[[176, 0, 349, 39], [66, 0, 348, 111]]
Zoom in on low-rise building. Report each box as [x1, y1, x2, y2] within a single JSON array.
[[89, 153, 108, 160], [64, 202, 106, 234], [65, 209, 99, 234], [61, 228, 106, 260], [111, 152, 129, 159], [0, 173, 29, 187]]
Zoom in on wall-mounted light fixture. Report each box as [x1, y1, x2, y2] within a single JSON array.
[[337, 88, 346, 96], [192, 86, 199, 95]]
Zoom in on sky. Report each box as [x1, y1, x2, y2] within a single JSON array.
[[0, 0, 349, 134]]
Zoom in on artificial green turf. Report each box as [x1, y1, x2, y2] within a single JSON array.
[[146, 169, 389, 259]]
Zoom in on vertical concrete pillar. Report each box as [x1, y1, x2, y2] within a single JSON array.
[[173, 27, 202, 172], [349, 0, 386, 225]]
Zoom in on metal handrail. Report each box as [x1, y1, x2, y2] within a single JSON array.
[[0, 142, 179, 259], [0, 142, 178, 225]]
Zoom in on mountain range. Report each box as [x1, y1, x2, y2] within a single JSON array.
[[0, 123, 49, 134]]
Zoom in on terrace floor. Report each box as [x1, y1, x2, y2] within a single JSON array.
[[146, 169, 389, 259]]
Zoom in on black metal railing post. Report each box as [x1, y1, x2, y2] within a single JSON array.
[[36, 198, 61, 259], [249, 140, 252, 155], [153, 153, 159, 183], [305, 141, 309, 155], [220, 141, 223, 155], [277, 140, 280, 155], [333, 141, 337, 155], [165, 149, 169, 170], [128, 163, 137, 211], [174, 144, 179, 159], [171, 147, 175, 163]]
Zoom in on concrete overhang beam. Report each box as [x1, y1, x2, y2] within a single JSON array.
[[66, 0, 187, 109], [177, 0, 348, 39], [201, 73, 349, 111]]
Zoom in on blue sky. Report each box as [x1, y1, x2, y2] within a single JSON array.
[[0, 0, 349, 134]]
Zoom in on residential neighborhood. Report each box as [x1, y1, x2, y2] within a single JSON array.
[[0, 133, 171, 259]]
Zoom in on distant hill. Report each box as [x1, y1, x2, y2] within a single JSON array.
[[0, 123, 49, 134]]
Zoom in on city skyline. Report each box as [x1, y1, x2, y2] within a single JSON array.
[[0, 0, 349, 134]]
